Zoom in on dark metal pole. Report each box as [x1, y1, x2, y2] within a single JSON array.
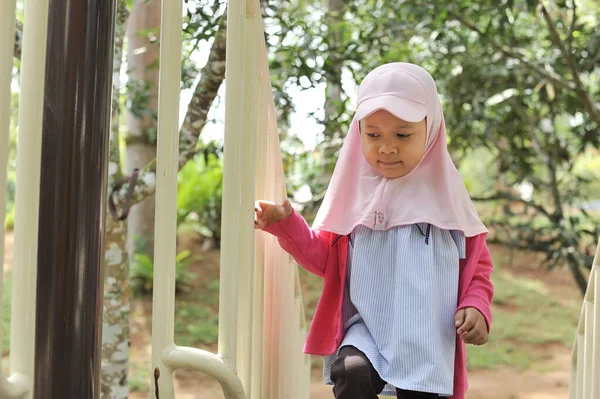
[[33, 0, 116, 397]]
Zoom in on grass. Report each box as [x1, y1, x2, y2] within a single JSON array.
[[465, 259, 580, 371], [173, 275, 220, 348], [129, 359, 149, 392]]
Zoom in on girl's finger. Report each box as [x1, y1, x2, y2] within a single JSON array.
[[458, 309, 478, 335], [462, 328, 480, 343], [282, 199, 293, 217], [454, 309, 466, 328], [457, 318, 475, 335]]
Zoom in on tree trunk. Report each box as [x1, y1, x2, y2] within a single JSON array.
[[125, 0, 161, 259], [101, 217, 131, 399], [101, 0, 131, 397]]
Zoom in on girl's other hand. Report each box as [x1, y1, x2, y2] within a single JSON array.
[[454, 307, 488, 346], [254, 199, 293, 229]]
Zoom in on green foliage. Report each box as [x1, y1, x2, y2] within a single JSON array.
[[128, 359, 148, 392], [177, 144, 223, 243], [5, 90, 18, 231], [174, 300, 219, 347], [268, 0, 600, 290], [124, 77, 158, 143], [458, 147, 495, 197], [174, 272, 220, 347], [181, 0, 225, 90], [129, 239, 197, 295]]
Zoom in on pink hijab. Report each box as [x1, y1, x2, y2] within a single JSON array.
[[312, 62, 487, 237]]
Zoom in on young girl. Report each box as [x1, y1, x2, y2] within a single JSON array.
[[254, 62, 494, 399]]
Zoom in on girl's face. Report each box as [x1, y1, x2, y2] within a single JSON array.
[[359, 110, 427, 179]]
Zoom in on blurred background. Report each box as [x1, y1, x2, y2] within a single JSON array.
[[5, 0, 599, 397]]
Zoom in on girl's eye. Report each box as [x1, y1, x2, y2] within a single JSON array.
[[366, 133, 379, 138], [396, 133, 411, 139]]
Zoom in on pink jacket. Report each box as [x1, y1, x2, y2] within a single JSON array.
[[264, 210, 494, 399]]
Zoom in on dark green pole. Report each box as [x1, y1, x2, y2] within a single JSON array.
[[34, 0, 116, 397]]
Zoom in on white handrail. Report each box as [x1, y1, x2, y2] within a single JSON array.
[[570, 237, 600, 399], [10, 0, 49, 397], [148, 0, 184, 395], [0, 0, 35, 397], [162, 346, 245, 397]]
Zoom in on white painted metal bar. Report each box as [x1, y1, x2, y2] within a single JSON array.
[[149, 0, 184, 395], [218, 0, 247, 369], [592, 266, 600, 399], [255, 26, 311, 397], [0, 0, 17, 347], [249, 29, 270, 399], [0, 1, 31, 398], [162, 347, 245, 397], [10, 0, 49, 396], [235, 0, 260, 392], [570, 238, 599, 399], [583, 300, 594, 398], [569, 339, 577, 399]]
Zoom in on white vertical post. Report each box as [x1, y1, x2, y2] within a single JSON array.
[[592, 268, 599, 399], [219, 0, 246, 372], [234, 0, 260, 392], [250, 24, 270, 398], [576, 317, 585, 399], [591, 244, 599, 399], [11, 0, 50, 396], [583, 300, 594, 398], [569, 340, 578, 399], [0, 1, 30, 397], [149, 0, 183, 396], [0, 0, 17, 364]]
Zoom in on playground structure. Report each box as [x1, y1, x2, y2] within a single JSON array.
[[0, 0, 597, 398], [570, 241, 600, 399]]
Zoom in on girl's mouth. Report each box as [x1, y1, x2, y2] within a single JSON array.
[[378, 161, 401, 167]]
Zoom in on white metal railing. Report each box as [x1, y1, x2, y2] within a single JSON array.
[[1, 0, 48, 397], [570, 237, 600, 399], [148, 0, 310, 397]]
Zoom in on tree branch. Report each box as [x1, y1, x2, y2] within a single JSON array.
[[567, 0, 577, 52], [471, 191, 552, 219], [113, 14, 227, 207], [178, 16, 227, 169], [448, 11, 576, 94], [14, 19, 22, 60], [536, 2, 600, 125], [109, 0, 130, 187]]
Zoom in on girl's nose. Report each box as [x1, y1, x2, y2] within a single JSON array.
[[379, 144, 398, 155]]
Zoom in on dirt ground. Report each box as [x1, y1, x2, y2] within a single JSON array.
[[3, 233, 577, 398]]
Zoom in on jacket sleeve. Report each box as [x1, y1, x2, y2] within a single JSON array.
[[262, 209, 331, 277], [457, 235, 494, 332]]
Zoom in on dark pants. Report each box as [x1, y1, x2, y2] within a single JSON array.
[[330, 346, 441, 399]]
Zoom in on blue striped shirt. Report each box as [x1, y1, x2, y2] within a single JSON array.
[[323, 223, 466, 397]]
